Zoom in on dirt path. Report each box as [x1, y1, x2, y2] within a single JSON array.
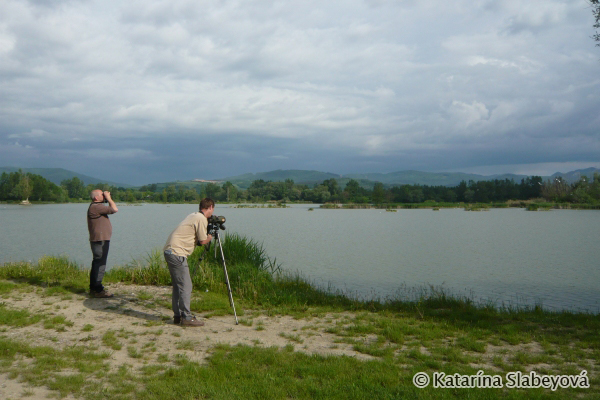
[[0, 283, 372, 398]]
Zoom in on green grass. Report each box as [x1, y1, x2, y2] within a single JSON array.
[[43, 315, 74, 331], [175, 340, 197, 351], [0, 337, 111, 397], [143, 344, 404, 399], [0, 303, 44, 327], [102, 330, 123, 350], [0, 232, 599, 399]]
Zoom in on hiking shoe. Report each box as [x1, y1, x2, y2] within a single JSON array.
[[173, 316, 181, 324], [180, 316, 204, 327], [92, 290, 114, 298]]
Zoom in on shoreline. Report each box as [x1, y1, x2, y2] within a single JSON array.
[[2, 199, 600, 210]]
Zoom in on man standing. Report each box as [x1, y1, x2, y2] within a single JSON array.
[[87, 189, 118, 298], [163, 198, 215, 327]]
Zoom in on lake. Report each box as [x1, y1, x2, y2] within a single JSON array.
[[1, 203, 599, 313]]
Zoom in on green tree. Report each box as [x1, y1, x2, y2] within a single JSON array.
[[222, 181, 237, 202], [12, 170, 32, 201], [590, 173, 600, 202], [519, 176, 542, 199], [464, 189, 475, 203], [343, 179, 360, 202], [0, 172, 15, 200], [205, 183, 223, 200], [570, 176, 599, 204], [591, 0, 600, 45], [31, 174, 66, 202], [184, 189, 198, 202], [247, 180, 268, 201], [443, 189, 457, 202], [541, 177, 571, 202], [371, 182, 386, 204], [165, 185, 177, 202], [322, 178, 340, 196], [0, 171, 66, 202], [304, 185, 331, 203], [125, 190, 136, 203], [140, 183, 158, 192], [61, 177, 86, 199], [407, 186, 424, 203]]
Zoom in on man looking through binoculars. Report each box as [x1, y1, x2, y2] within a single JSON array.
[[163, 198, 215, 327], [87, 190, 118, 298]]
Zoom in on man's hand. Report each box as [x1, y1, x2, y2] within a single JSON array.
[[103, 191, 118, 212], [200, 234, 213, 246]]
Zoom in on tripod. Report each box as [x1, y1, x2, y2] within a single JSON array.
[[209, 229, 239, 325]]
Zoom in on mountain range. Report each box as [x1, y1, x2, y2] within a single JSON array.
[[0, 167, 132, 188], [2, 166, 599, 189], [219, 168, 600, 189]]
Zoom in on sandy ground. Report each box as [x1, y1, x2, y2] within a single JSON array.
[[0, 283, 373, 399]]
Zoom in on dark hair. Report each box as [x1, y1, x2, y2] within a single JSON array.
[[199, 197, 215, 211]]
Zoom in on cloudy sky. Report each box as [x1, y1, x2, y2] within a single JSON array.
[[1, 0, 599, 185]]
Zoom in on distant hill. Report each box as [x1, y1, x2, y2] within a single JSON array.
[[221, 170, 341, 188], [218, 168, 599, 188], [220, 169, 535, 188], [551, 167, 600, 184], [0, 167, 132, 188], [342, 171, 533, 187], [4, 166, 597, 191]]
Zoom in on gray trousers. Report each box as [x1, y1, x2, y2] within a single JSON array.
[[164, 251, 192, 320]]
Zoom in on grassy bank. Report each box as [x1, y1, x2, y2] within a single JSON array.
[[0, 234, 599, 399]]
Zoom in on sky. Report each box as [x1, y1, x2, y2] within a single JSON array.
[[1, 0, 599, 186]]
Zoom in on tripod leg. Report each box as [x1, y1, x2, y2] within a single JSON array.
[[216, 233, 239, 325]]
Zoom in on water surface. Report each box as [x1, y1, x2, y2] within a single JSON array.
[[1, 203, 598, 312]]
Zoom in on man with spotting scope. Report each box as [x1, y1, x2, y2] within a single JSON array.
[[163, 198, 215, 327]]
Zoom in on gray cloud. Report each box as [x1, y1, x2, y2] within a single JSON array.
[[0, 0, 599, 185]]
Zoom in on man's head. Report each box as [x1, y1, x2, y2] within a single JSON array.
[[90, 189, 104, 202], [199, 197, 215, 217]]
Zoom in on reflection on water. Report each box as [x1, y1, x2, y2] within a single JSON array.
[[1, 203, 599, 313]]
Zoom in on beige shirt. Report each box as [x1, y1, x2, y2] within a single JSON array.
[[87, 203, 116, 241], [164, 212, 208, 257]]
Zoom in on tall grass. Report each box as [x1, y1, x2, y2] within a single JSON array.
[[105, 249, 172, 286], [208, 232, 281, 275], [0, 256, 88, 292]]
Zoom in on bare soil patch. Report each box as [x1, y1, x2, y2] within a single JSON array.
[[0, 283, 373, 397]]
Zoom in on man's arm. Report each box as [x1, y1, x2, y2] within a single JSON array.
[[103, 191, 118, 213], [199, 235, 213, 246], [195, 215, 212, 245]]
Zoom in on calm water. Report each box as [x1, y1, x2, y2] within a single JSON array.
[[1, 203, 599, 313]]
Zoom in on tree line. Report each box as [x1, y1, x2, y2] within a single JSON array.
[[1, 170, 599, 205], [0, 170, 67, 202]]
